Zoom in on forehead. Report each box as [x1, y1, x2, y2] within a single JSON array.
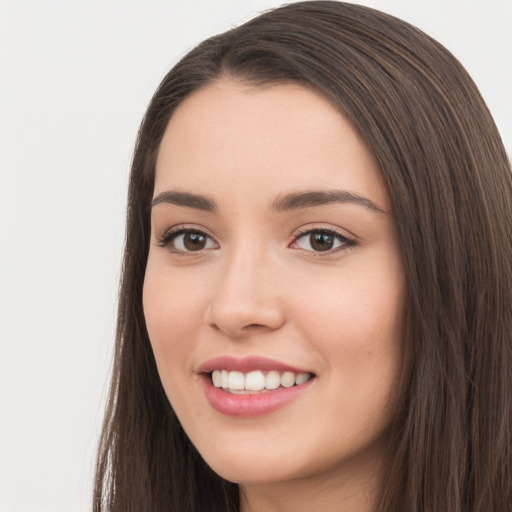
[[155, 80, 390, 211]]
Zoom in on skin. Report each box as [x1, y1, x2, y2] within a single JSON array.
[[143, 80, 406, 512]]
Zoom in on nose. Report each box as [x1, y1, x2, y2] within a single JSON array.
[[204, 247, 286, 338]]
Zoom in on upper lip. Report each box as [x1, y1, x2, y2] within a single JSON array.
[[197, 356, 313, 374]]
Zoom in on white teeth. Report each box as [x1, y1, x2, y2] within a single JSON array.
[[295, 373, 310, 385], [211, 369, 312, 392], [212, 370, 222, 387], [228, 371, 245, 390], [245, 371, 266, 391], [280, 371, 295, 388], [265, 371, 281, 390], [221, 370, 229, 388]]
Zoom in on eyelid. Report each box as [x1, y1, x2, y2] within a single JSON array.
[[155, 223, 356, 256], [156, 224, 219, 254], [290, 225, 356, 254]]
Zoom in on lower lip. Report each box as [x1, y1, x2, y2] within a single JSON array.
[[201, 375, 314, 417]]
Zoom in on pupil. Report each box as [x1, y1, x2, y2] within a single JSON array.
[[310, 232, 334, 251], [184, 233, 206, 251]]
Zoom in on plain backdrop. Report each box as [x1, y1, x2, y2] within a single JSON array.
[[0, 1, 510, 511]]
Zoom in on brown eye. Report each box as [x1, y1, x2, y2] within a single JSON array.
[[160, 229, 217, 253], [183, 232, 207, 251], [309, 232, 335, 251], [293, 229, 354, 254]]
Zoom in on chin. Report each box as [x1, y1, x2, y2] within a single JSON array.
[[190, 418, 393, 490], [192, 433, 307, 484], [207, 455, 301, 485]]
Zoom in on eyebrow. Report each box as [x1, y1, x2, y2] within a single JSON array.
[[151, 189, 387, 215], [151, 190, 217, 211], [271, 190, 387, 215]]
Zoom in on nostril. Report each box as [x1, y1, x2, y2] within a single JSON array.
[[242, 324, 267, 330]]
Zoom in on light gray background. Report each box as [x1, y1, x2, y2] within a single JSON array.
[[0, 1, 510, 511]]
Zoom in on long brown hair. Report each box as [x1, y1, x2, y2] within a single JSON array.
[[93, 2, 512, 510]]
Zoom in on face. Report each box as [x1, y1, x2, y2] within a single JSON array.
[[143, 80, 405, 488]]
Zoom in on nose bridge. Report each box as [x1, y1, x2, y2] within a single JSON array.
[[206, 237, 285, 336]]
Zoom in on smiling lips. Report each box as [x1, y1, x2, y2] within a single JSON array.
[[199, 356, 315, 416]]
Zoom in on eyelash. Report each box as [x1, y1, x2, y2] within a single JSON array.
[[156, 226, 356, 256], [291, 227, 356, 255], [156, 226, 217, 255]]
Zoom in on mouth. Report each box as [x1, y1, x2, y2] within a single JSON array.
[[198, 356, 316, 417], [208, 369, 313, 394]]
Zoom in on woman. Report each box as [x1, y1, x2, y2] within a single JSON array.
[[94, 2, 512, 511]]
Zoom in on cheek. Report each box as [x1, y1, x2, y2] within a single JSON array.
[[142, 259, 209, 373], [298, 273, 404, 438], [290, 254, 405, 399], [293, 265, 403, 344]]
